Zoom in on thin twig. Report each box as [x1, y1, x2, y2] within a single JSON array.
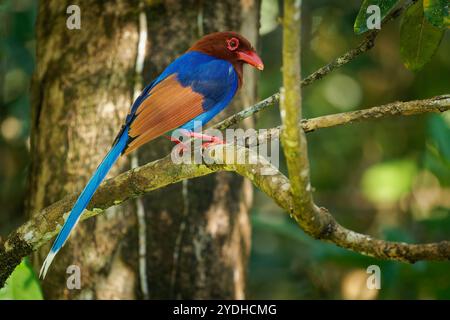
[[213, 2, 411, 131], [250, 95, 450, 146]]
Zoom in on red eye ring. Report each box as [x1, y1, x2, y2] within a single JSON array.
[[226, 37, 239, 51]]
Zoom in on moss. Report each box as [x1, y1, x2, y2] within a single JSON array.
[[0, 233, 33, 288]]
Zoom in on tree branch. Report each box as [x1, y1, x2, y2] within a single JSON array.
[[220, 149, 450, 264], [251, 95, 450, 146], [279, 0, 324, 236], [1, 95, 448, 288]]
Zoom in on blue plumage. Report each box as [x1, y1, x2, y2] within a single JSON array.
[[39, 128, 129, 278], [39, 52, 239, 279], [127, 51, 238, 129], [176, 53, 239, 130], [40, 31, 262, 279]]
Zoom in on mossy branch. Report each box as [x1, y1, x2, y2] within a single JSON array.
[[279, 0, 324, 236], [1, 94, 449, 288]]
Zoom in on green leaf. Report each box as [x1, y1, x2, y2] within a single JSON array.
[[423, 0, 450, 28], [354, 0, 400, 34], [424, 114, 450, 186], [0, 258, 43, 300], [400, 0, 445, 71]]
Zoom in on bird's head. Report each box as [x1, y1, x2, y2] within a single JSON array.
[[188, 31, 264, 72]]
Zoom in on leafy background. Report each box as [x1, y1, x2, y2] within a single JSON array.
[[0, 0, 449, 299]]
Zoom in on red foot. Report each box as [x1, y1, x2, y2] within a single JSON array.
[[165, 131, 225, 154], [164, 135, 188, 155], [164, 135, 182, 144], [201, 138, 224, 149], [183, 131, 224, 144]]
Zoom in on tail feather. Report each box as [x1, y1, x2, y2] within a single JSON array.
[[39, 128, 129, 279]]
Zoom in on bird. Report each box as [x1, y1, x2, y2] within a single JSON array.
[[39, 31, 264, 278]]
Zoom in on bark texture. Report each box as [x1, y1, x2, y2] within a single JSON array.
[[136, 0, 260, 299]]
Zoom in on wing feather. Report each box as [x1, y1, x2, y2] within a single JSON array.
[[123, 52, 238, 155], [124, 75, 204, 155]]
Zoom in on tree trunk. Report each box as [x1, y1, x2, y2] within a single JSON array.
[[29, 0, 260, 299], [136, 0, 260, 299], [29, 1, 140, 299]]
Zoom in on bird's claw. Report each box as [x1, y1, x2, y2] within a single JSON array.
[[164, 135, 189, 155], [201, 136, 224, 149]]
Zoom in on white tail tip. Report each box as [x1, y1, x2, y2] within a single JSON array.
[[39, 250, 57, 279]]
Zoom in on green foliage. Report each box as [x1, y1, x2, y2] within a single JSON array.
[[424, 114, 450, 186], [400, 0, 445, 71], [354, 0, 400, 34], [354, 0, 447, 71], [0, 258, 43, 300], [0, 0, 36, 237], [423, 0, 450, 28], [250, 209, 450, 299]]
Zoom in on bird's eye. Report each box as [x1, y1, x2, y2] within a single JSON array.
[[226, 37, 239, 51]]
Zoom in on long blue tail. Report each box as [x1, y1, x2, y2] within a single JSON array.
[[39, 128, 129, 279]]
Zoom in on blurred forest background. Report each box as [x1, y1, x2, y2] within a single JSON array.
[[0, 0, 449, 299]]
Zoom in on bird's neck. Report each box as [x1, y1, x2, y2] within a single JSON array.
[[188, 48, 244, 88], [232, 62, 243, 88]]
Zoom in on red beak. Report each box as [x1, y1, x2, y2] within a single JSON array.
[[237, 50, 264, 71]]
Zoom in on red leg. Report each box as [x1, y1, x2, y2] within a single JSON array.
[[164, 135, 188, 155], [178, 130, 224, 147], [165, 130, 225, 154], [163, 135, 183, 144]]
